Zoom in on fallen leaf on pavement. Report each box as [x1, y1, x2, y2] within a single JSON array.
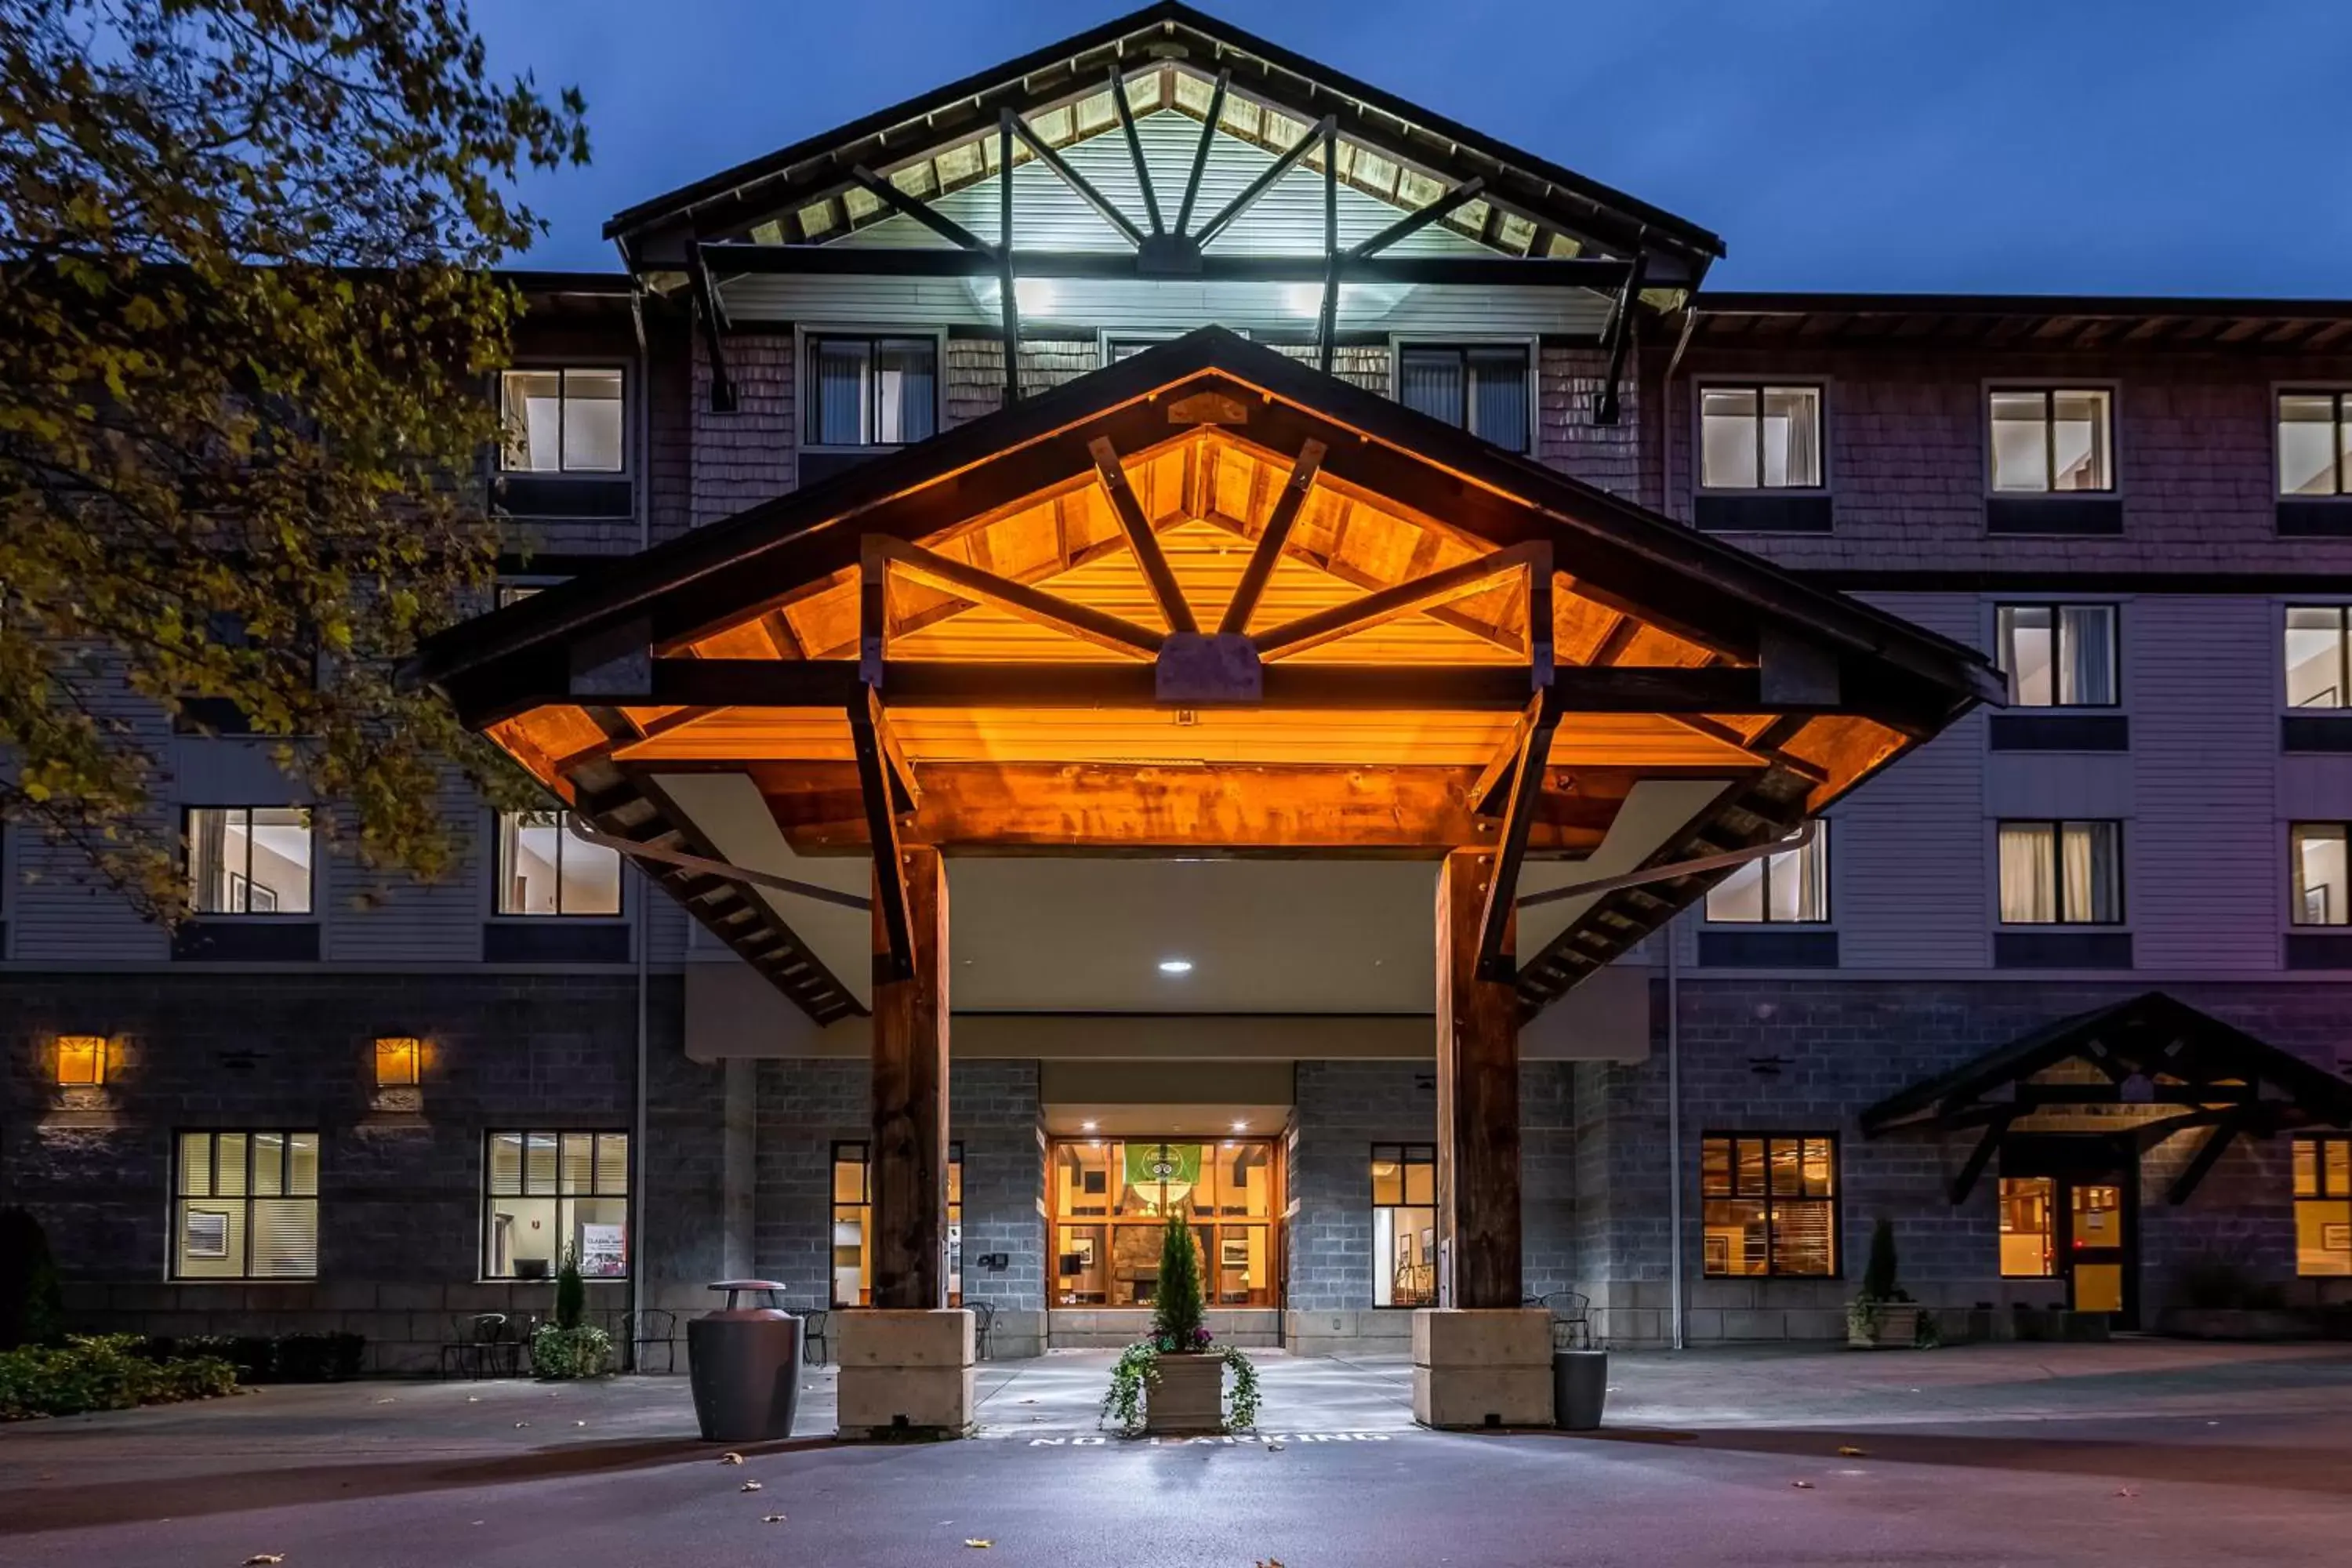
[[2114, 1487, 2139, 1498], [466, 1396, 479, 1403], [1835, 1446, 1866, 1457], [245, 1557, 285, 1565], [574, 1421, 586, 1427], [741, 1481, 763, 1493], [1017, 1398, 1037, 1405], [762, 1515, 787, 1524], [1791, 1480, 1815, 1490], [1265, 1441, 1284, 1452], [964, 1540, 992, 1550], [372, 1397, 397, 1405], [513, 1421, 529, 1429], [719, 1452, 744, 1465]]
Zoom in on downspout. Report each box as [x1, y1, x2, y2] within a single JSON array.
[[1665, 909, 1685, 1352], [626, 238, 652, 1340]]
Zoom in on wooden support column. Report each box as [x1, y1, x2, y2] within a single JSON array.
[[869, 844, 949, 1311], [1435, 847, 1523, 1310]]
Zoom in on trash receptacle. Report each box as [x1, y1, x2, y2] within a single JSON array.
[[687, 1279, 802, 1443], [1553, 1348, 1607, 1431]]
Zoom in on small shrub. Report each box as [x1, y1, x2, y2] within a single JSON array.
[[1859, 1218, 1907, 1303], [0, 1208, 66, 1351], [0, 1334, 236, 1421], [530, 1323, 610, 1380], [1151, 1210, 1205, 1353], [554, 1248, 586, 1331]]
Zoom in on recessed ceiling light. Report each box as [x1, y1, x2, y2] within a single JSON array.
[[1080, 1120, 1098, 1132], [1158, 958, 1194, 975], [1231, 1119, 1249, 1132]]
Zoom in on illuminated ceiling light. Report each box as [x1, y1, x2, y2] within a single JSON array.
[[373, 1036, 423, 1088], [1080, 1120, 1099, 1132], [1231, 1119, 1250, 1132], [1158, 958, 1195, 975], [55, 1035, 107, 1087]]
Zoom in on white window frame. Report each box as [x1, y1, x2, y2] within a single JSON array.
[[489, 809, 626, 921], [2274, 386, 2352, 500], [1991, 601, 2123, 710], [496, 363, 632, 477], [1983, 381, 2120, 497], [1691, 380, 1830, 494], [1388, 335, 1538, 454], [795, 324, 948, 454]]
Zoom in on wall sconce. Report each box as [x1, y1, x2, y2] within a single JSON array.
[[373, 1036, 422, 1089], [56, 1035, 107, 1087]]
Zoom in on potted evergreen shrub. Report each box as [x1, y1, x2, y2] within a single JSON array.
[[1100, 1211, 1260, 1434], [1846, 1218, 1927, 1349], [529, 1250, 612, 1379]]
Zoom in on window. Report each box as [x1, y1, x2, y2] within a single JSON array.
[[807, 335, 937, 448], [1700, 1134, 1837, 1277], [1699, 385, 1822, 490], [1998, 820, 2124, 924], [186, 808, 313, 915], [484, 1131, 630, 1279], [1998, 1177, 2056, 1277], [2285, 606, 2350, 709], [1048, 1138, 1277, 1308], [2278, 392, 2350, 497], [174, 1131, 318, 1279], [1370, 1143, 1436, 1307], [2292, 1135, 2351, 1276], [832, 1142, 963, 1306], [2292, 824, 2350, 926], [1397, 343, 1530, 453], [1989, 388, 2112, 492], [499, 368, 624, 474], [1704, 822, 1829, 924], [1996, 604, 2118, 706], [496, 811, 622, 916]]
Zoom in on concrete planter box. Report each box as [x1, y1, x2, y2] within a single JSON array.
[[1144, 1352, 1225, 1434], [2156, 1307, 2320, 1341], [1846, 1303, 1921, 1349]]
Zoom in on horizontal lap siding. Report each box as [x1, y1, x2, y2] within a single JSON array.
[[2130, 597, 2283, 971]]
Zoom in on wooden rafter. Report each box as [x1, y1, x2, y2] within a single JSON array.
[[865, 535, 1166, 660], [1217, 439, 1327, 636], [847, 685, 913, 981], [850, 165, 995, 254], [1007, 107, 1147, 249], [1477, 690, 1562, 982], [1255, 543, 1550, 662], [1107, 67, 1163, 237], [1173, 69, 1230, 237], [1191, 114, 1335, 249], [1194, 506, 1524, 655], [1087, 437, 1198, 635]]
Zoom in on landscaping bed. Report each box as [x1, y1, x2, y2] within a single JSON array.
[[0, 1334, 238, 1421]]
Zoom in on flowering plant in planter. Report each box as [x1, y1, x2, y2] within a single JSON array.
[[1100, 1211, 1261, 1432]]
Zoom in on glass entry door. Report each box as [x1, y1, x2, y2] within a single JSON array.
[[1998, 1151, 2139, 1328], [1049, 1138, 1280, 1309], [2067, 1181, 2129, 1319]]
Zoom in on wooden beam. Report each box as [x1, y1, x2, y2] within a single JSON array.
[[698, 241, 1634, 289], [869, 844, 949, 1310], [850, 165, 995, 254], [1477, 694, 1560, 981], [848, 687, 913, 981], [1107, 68, 1163, 237], [1173, 69, 1229, 238], [1468, 708, 1534, 818], [1088, 437, 1199, 635], [866, 535, 1166, 660], [1215, 439, 1327, 636], [1190, 114, 1335, 251], [1947, 1113, 2015, 1204], [998, 114, 1020, 407], [1595, 250, 1648, 426], [1349, 177, 1485, 260], [1436, 848, 1523, 1309], [2166, 1117, 2250, 1206], [1007, 109, 1147, 249], [1316, 121, 1338, 374], [748, 760, 1675, 854], [687, 241, 736, 413], [1254, 543, 1546, 662]]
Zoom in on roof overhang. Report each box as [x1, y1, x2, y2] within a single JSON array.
[[1690, 292, 2352, 354], [416, 328, 1997, 1025]]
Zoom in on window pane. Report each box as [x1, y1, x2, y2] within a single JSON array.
[[215, 1133, 249, 1197], [560, 1133, 594, 1195], [874, 339, 936, 445], [560, 369, 625, 472], [1772, 1200, 1835, 1276], [2278, 395, 2339, 496], [2330, 1140, 2352, 1196], [1760, 387, 1820, 488], [560, 829, 622, 916], [2293, 1138, 2320, 1198], [2296, 1198, 2351, 1276], [1704, 858, 1766, 923], [249, 1199, 317, 1278], [2061, 821, 2121, 923], [188, 808, 238, 913], [1734, 1138, 1767, 1197], [1999, 1177, 2055, 1276], [1702, 1200, 1768, 1276], [1699, 387, 1759, 489], [502, 370, 563, 471], [1370, 1152, 1403, 1206], [177, 1200, 244, 1278], [524, 1132, 558, 1194], [1989, 391, 2051, 492], [1999, 605, 2056, 706], [499, 811, 564, 915], [2056, 605, 2117, 706], [1767, 1140, 1803, 1196], [1799, 1138, 1835, 1198], [812, 339, 873, 445], [488, 1194, 558, 1278], [180, 1132, 213, 1199], [1768, 827, 1829, 923], [244, 808, 312, 913], [2292, 824, 2349, 926], [488, 1132, 525, 1196], [1399, 348, 1464, 427], [1466, 347, 1529, 453], [833, 1149, 866, 1204], [2050, 390, 2111, 491], [2285, 607, 2347, 709], [1999, 823, 2056, 923], [1402, 1151, 1434, 1207], [1700, 1138, 1733, 1197], [252, 1132, 285, 1196], [594, 1134, 630, 1196], [288, 1133, 319, 1198]]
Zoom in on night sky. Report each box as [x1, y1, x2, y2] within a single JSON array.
[[474, 0, 2352, 296]]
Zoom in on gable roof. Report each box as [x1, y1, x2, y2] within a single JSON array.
[[607, 2, 1722, 284]]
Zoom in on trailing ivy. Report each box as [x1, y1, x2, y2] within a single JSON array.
[[1098, 1341, 1262, 1434]]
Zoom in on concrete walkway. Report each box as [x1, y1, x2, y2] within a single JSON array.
[[2, 1340, 2350, 1566]]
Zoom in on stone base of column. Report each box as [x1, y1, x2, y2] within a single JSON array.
[[836, 1308, 975, 1440], [1410, 1307, 1554, 1429]]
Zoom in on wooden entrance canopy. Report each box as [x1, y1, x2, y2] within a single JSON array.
[[1860, 992, 2352, 1207], [416, 328, 1998, 1025]]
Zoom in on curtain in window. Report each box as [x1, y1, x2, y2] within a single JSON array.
[[2061, 822, 2119, 922], [874, 339, 936, 445], [1999, 824, 2056, 922], [1467, 349, 1529, 453], [1399, 350, 1463, 427], [813, 339, 871, 445], [2059, 606, 2114, 705], [188, 810, 231, 912]]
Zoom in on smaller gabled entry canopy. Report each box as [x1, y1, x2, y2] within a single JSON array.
[[416, 330, 1996, 1027], [1861, 991, 2352, 1207]]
